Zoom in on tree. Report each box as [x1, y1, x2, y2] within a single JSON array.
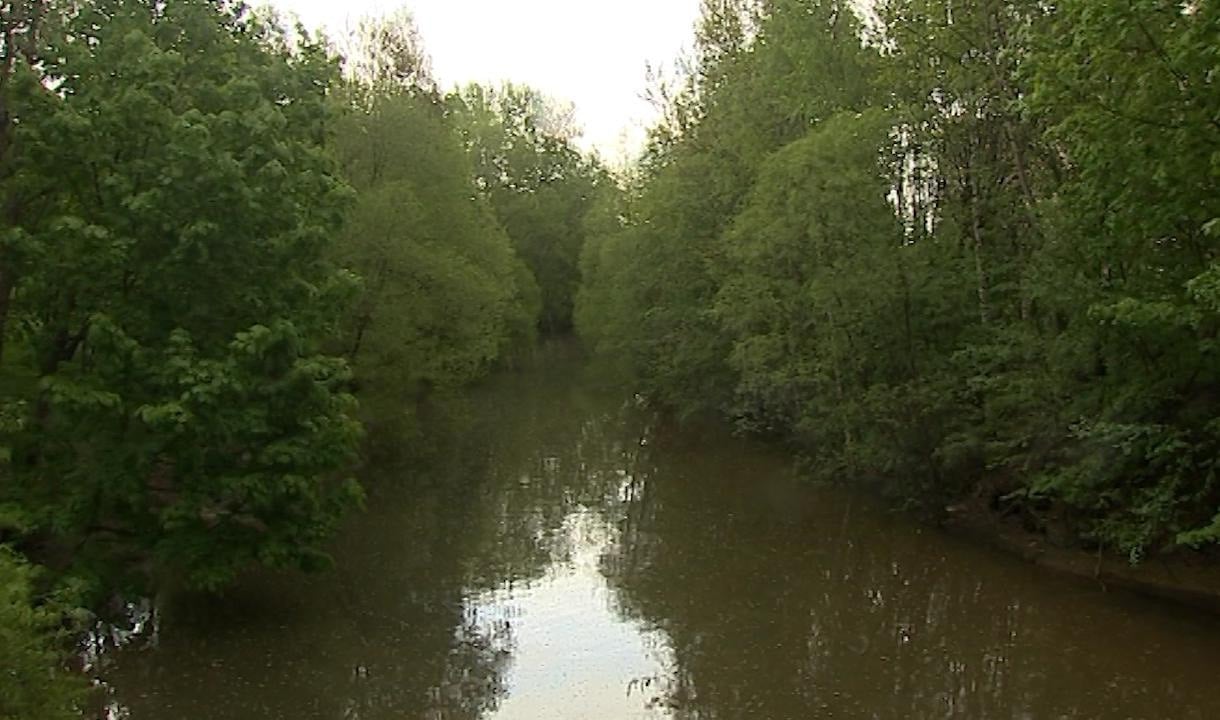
[[1020, 0, 1220, 555], [330, 16, 538, 432], [716, 110, 919, 470], [577, 0, 883, 417], [0, 0, 362, 590], [449, 83, 602, 333], [0, 0, 52, 363], [0, 547, 84, 720], [344, 7, 434, 95]]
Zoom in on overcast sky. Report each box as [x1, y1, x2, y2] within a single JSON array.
[[263, 0, 702, 160]]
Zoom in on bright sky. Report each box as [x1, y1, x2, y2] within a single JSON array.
[[264, 0, 702, 161]]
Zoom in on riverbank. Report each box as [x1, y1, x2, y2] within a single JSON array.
[[942, 502, 1220, 615], [653, 399, 1220, 619]]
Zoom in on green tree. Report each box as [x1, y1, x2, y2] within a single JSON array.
[[331, 15, 538, 431], [1021, 0, 1220, 555], [577, 0, 883, 417], [0, 0, 54, 363], [0, 547, 84, 720], [0, 0, 362, 590], [450, 83, 602, 333], [715, 110, 916, 471]]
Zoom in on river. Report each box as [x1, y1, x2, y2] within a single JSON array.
[[92, 341, 1220, 719]]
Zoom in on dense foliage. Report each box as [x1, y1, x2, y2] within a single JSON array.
[[330, 18, 541, 435], [0, 548, 82, 720], [576, 0, 1220, 559], [0, 2, 599, 711], [0, 0, 363, 595], [449, 83, 605, 333]]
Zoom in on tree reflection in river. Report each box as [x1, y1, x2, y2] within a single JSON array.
[[96, 341, 651, 720], [602, 420, 1220, 719], [98, 341, 1220, 720], [94, 402, 518, 719], [449, 349, 632, 592]]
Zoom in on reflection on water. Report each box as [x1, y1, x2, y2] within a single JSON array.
[[465, 510, 673, 720], [96, 340, 1220, 719]]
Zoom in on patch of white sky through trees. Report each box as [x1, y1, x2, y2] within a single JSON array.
[[264, 0, 703, 162]]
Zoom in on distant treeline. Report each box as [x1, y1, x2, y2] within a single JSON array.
[[576, 0, 1219, 561], [0, 2, 600, 713]]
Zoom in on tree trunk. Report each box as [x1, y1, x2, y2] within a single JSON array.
[[968, 167, 991, 326], [0, 265, 13, 364]]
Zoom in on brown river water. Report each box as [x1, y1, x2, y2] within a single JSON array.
[[91, 341, 1220, 719]]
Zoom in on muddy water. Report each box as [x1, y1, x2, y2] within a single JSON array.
[[96, 342, 1220, 719]]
